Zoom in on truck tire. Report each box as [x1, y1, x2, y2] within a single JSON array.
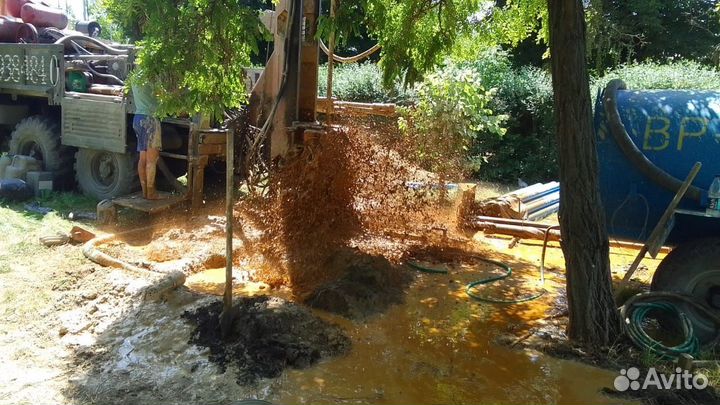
[[75, 148, 138, 200], [651, 237, 720, 343], [9, 116, 73, 187]]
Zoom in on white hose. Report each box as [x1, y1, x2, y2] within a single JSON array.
[[318, 38, 380, 64]]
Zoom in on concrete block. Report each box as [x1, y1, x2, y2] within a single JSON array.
[[25, 171, 53, 196]]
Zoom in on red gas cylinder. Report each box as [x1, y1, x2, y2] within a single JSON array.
[[0, 16, 37, 43], [5, 0, 34, 18], [20, 2, 67, 29]]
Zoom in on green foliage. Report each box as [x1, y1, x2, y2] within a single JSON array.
[[88, 0, 129, 43], [586, 0, 720, 72], [331, 0, 483, 86], [317, 63, 412, 103], [105, 0, 266, 119], [593, 60, 720, 92], [399, 63, 507, 176], [463, 49, 557, 183]]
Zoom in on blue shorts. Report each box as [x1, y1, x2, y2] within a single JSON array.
[[133, 114, 162, 152]]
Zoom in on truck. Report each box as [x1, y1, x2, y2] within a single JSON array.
[[0, 25, 231, 204], [595, 79, 720, 342]]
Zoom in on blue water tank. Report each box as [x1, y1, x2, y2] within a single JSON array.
[[594, 84, 720, 244]]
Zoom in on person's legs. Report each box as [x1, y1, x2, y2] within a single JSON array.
[[133, 115, 149, 198], [145, 147, 159, 199], [138, 152, 147, 198], [145, 117, 163, 200]]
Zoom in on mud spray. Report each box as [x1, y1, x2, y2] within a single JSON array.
[[236, 116, 467, 298]]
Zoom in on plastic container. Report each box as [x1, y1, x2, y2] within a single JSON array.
[[4, 155, 41, 180], [3, 165, 23, 180], [707, 175, 720, 217], [12, 155, 41, 171], [20, 2, 68, 29], [0, 155, 11, 179]]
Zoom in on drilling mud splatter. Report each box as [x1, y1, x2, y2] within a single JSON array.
[[236, 119, 466, 301]]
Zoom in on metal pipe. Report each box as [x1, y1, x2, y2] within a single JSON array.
[[65, 54, 127, 61], [325, 0, 336, 125], [224, 128, 234, 319], [54, 34, 128, 54]]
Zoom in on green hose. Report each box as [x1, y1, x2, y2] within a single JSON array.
[[407, 256, 546, 304], [623, 300, 699, 359]]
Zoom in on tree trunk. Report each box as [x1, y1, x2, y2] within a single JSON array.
[[546, 0, 622, 345]]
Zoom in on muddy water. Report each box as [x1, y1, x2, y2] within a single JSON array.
[[186, 241, 645, 405], [185, 267, 270, 297]]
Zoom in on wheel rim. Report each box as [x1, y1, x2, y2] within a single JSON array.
[[679, 269, 720, 334], [90, 152, 119, 191]]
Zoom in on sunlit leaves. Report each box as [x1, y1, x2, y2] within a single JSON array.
[[106, 0, 266, 119]]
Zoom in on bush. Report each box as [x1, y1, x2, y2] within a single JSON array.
[[317, 63, 412, 104], [398, 64, 507, 178], [463, 49, 557, 184], [593, 60, 720, 93]]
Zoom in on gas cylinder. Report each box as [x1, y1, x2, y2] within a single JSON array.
[[0, 15, 36, 43], [0, 17, 20, 42], [20, 2, 67, 29], [5, 0, 33, 18]]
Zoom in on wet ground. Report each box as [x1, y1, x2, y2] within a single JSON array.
[[169, 231, 655, 404]]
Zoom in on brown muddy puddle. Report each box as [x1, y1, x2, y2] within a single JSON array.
[[185, 267, 271, 297], [183, 240, 645, 405]]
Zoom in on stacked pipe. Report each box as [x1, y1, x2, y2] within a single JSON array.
[[475, 181, 560, 220], [0, 0, 68, 43]]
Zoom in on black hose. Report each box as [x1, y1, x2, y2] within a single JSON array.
[[603, 79, 703, 202], [54, 35, 128, 55]]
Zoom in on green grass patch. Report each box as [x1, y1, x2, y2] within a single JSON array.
[[36, 192, 98, 214]]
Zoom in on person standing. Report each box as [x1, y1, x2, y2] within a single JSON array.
[[131, 81, 162, 200]]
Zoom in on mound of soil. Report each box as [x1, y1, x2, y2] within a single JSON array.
[[304, 249, 412, 319], [183, 297, 351, 384]]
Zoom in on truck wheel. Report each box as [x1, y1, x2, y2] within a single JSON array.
[[651, 238, 720, 343], [9, 116, 73, 187], [75, 148, 138, 200]]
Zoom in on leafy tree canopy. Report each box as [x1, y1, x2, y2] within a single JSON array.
[[330, 0, 720, 84], [328, 0, 485, 86], [586, 0, 720, 71], [104, 0, 267, 119]]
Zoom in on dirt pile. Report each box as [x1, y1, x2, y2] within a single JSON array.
[[183, 296, 351, 384], [304, 248, 412, 319]]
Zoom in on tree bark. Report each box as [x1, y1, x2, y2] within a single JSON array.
[[546, 0, 622, 345]]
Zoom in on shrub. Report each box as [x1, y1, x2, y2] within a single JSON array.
[[463, 49, 557, 184], [593, 60, 720, 93], [398, 64, 507, 178], [317, 63, 412, 104]]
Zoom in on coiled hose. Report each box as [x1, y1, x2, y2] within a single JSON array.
[[621, 292, 720, 359]]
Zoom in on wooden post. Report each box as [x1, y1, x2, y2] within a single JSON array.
[[616, 162, 702, 293], [220, 128, 234, 338], [325, 0, 337, 125]]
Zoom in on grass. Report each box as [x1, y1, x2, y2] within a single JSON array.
[[35, 192, 98, 214]]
